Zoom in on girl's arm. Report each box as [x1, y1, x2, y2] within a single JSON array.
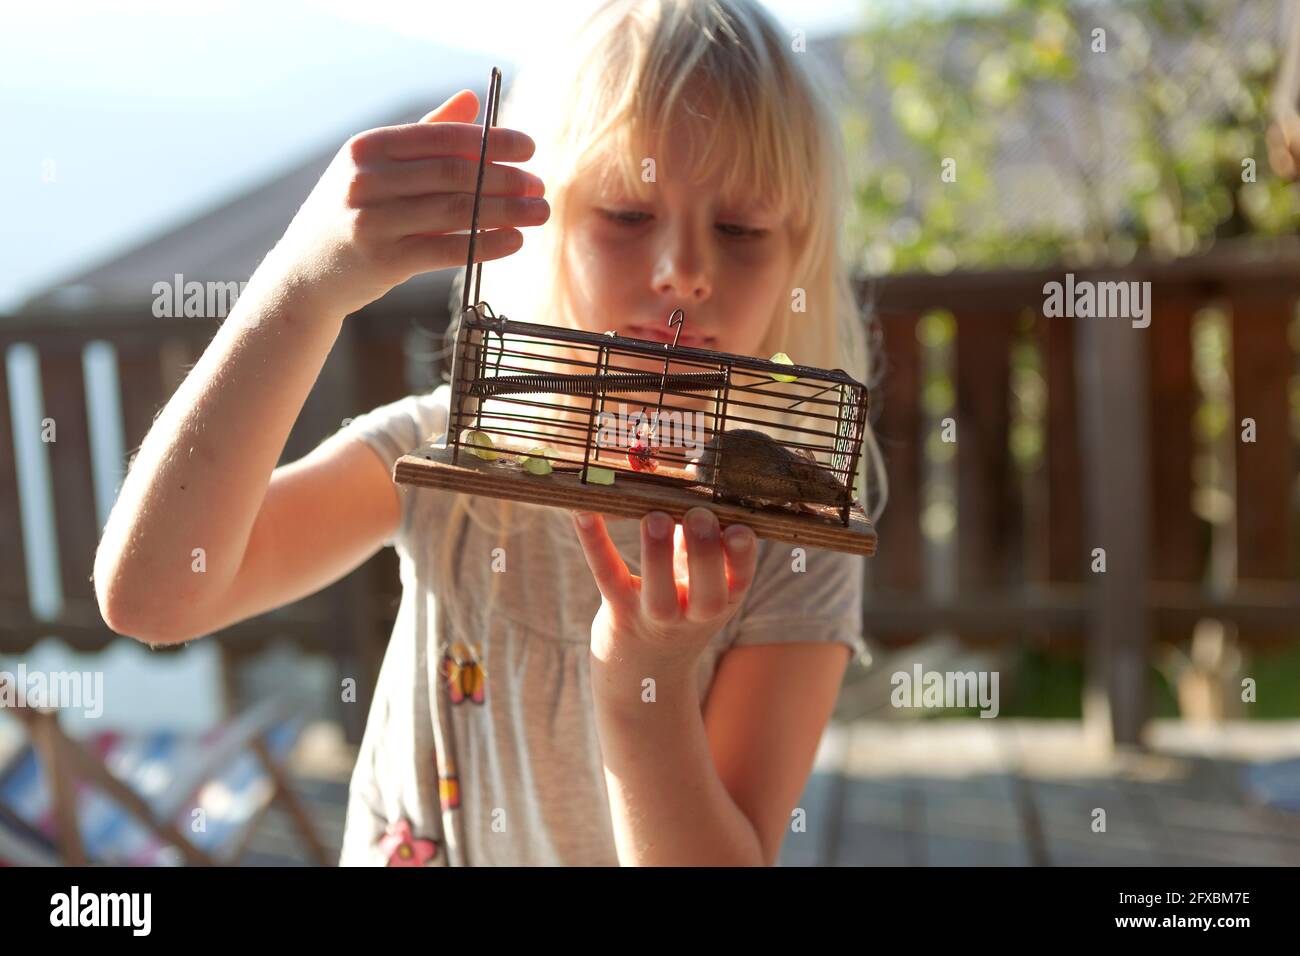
[[594, 640, 850, 866], [94, 274, 327, 641], [94, 91, 548, 643], [573, 508, 857, 865]]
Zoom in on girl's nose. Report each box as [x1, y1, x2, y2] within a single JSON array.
[[653, 225, 712, 303]]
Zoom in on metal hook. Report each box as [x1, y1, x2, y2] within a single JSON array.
[[667, 307, 685, 346]]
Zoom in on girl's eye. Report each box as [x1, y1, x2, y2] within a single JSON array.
[[598, 209, 767, 239], [600, 209, 651, 226], [716, 222, 767, 239]]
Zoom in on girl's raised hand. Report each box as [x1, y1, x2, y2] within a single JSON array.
[[261, 89, 548, 320], [571, 508, 759, 694]]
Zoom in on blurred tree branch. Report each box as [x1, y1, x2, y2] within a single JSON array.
[[842, 0, 1300, 274]]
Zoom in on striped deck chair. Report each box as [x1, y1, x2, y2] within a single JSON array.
[[0, 689, 329, 866]]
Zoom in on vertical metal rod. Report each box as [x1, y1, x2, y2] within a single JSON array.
[[855, 386, 869, 522], [581, 345, 607, 484], [838, 385, 855, 526], [472, 334, 485, 432], [646, 308, 685, 444], [462, 67, 501, 315], [711, 364, 732, 503], [474, 74, 502, 309], [448, 321, 477, 467]]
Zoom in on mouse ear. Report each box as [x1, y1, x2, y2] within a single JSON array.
[[793, 447, 820, 465]]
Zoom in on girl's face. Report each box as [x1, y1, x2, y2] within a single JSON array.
[[563, 123, 794, 366]]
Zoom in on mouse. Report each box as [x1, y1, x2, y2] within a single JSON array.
[[688, 428, 853, 511]]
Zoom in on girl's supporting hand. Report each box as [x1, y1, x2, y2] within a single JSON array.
[[260, 89, 549, 320], [571, 508, 759, 703]]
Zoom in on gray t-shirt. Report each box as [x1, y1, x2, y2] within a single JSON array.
[[334, 384, 867, 866]]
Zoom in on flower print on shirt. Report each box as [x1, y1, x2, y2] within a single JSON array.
[[440, 641, 487, 705], [379, 818, 440, 866], [439, 773, 461, 812]]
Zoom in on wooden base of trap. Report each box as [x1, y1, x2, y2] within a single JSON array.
[[393, 442, 877, 557]]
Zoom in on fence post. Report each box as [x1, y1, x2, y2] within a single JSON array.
[[1075, 290, 1151, 748]]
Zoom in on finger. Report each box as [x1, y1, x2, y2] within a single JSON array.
[[358, 157, 545, 203], [393, 228, 524, 274], [379, 192, 549, 238], [683, 508, 728, 622], [721, 523, 758, 608], [571, 511, 636, 612], [364, 122, 536, 163], [671, 522, 690, 581], [639, 511, 681, 624], [419, 90, 479, 125]]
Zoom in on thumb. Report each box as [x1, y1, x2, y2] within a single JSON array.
[[420, 90, 478, 125]]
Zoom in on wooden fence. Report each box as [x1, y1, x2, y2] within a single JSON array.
[[866, 240, 1300, 741], [2, 240, 1298, 744], [0, 298, 428, 742]]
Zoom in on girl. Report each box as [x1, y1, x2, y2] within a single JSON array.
[[94, 0, 888, 866]]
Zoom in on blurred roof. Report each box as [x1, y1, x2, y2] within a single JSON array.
[[15, 94, 464, 317]]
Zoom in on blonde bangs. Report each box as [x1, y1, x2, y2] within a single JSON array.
[[565, 0, 819, 235]]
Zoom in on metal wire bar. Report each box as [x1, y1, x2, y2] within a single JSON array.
[[461, 67, 502, 316], [469, 369, 727, 398]]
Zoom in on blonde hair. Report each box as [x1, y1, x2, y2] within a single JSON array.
[[435, 0, 889, 610]]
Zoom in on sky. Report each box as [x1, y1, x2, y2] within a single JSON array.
[[0, 0, 971, 313]]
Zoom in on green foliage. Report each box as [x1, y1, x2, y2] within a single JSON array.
[[984, 646, 1182, 720], [842, 0, 1300, 274]]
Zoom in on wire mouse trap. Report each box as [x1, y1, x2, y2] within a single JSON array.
[[392, 68, 876, 557]]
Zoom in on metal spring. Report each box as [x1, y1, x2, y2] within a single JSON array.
[[469, 370, 728, 398]]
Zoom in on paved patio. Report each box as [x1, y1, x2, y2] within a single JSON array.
[[247, 719, 1300, 866]]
